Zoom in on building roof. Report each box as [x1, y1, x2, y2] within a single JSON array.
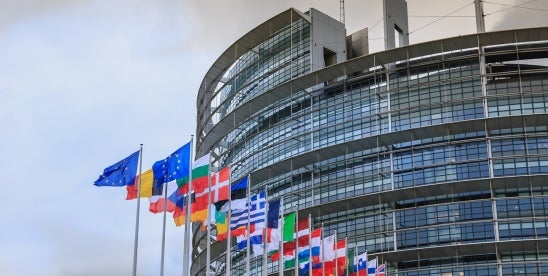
[[196, 8, 310, 155], [196, 27, 548, 156]]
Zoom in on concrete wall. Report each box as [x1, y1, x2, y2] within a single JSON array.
[[309, 8, 347, 72], [347, 27, 369, 59], [383, 0, 409, 49]]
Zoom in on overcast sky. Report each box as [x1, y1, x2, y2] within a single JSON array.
[[1, 0, 547, 275]]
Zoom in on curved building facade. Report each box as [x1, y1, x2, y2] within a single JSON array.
[[193, 7, 548, 276]]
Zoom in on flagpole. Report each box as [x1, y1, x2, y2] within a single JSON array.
[[321, 222, 325, 276], [345, 237, 348, 276], [160, 162, 168, 276], [294, 208, 299, 276], [245, 175, 251, 276], [308, 214, 312, 276], [262, 186, 269, 276], [334, 230, 338, 276], [278, 197, 284, 276], [376, 257, 379, 276], [354, 245, 358, 276], [182, 136, 194, 276], [225, 167, 232, 276], [205, 152, 212, 276], [131, 144, 143, 276]]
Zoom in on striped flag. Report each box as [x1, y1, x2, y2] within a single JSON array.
[[367, 258, 377, 275], [377, 263, 386, 276]]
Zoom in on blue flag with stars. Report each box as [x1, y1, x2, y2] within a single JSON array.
[[153, 142, 191, 189], [94, 150, 140, 187]]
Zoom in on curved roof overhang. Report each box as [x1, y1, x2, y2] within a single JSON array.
[[196, 27, 548, 156], [196, 8, 311, 153]]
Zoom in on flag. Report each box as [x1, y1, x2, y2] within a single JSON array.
[[149, 181, 178, 213], [335, 239, 347, 276], [310, 228, 322, 265], [296, 218, 310, 246], [267, 199, 281, 228], [231, 176, 248, 191], [269, 213, 296, 262], [296, 218, 310, 263], [323, 238, 345, 275], [267, 227, 281, 260], [173, 193, 187, 226], [126, 169, 154, 199], [188, 154, 214, 223], [152, 142, 191, 188], [300, 262, 311, 276], [94, 150, 139, 187], [283, 212, 296, 242], [190, 191, 210, 222], [367, 259, 377, 275], [322, 235, 335, 261], [284, 249, 296, 269], [267, 228, 281, 252], [230, 207, 248, 237], [235, 228, 263, 252], [344, 247, 355, 276], [299, 228, 322, 275], [352, 252, 368, 276], [211, 166, 230, 203], [249, 191, 266, 230], [189, 153, 210, 194], [190, 190, 209, 222], [215, 207, 228, 241], [230, 191, 266, 236], [237, 235, 247, 250], [252, 243, 264, 257], [222, 198, 246, 212], [250, 228, 264, 257], [376, 263, 385, 276]]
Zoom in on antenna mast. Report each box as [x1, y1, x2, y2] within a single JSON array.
[[340, 0, 345, 23], [474, 0, 485, 32]]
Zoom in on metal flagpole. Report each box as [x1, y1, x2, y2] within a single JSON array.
[[262, 187, 269, 276], [182, 136, 194, 276], [160, 157, 169, 276], [294, 208, 299, 276], [132, 144, 144, 276], [245, 175, 251, 276], [308, 214, 312, 276], [278, 197, 284, 276], [345, 237, 348, 276], [376, 257, 379, 276], [334, 230, 338, 276], [205, 152, 212, 276], [225, 168, 232, 276], [354, 245, 358, 276], [321, 222, 325, 276]]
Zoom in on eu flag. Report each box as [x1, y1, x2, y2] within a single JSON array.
[[94, 150, 140, 187], [153, 142, 191, 188]]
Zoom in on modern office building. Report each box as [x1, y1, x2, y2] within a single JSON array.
[[193, 3, 548, 275]]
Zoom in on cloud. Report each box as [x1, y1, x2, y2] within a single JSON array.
[[1, 1, 547, 275]]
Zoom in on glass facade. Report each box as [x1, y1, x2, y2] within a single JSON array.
[[193, 8, 548, 276]]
